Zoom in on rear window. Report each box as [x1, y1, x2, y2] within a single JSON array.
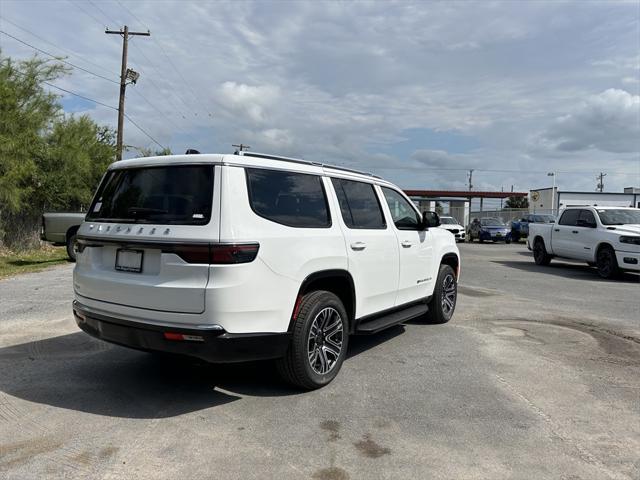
[[246, 168, 331, 228], [86, 165, 214, 225]]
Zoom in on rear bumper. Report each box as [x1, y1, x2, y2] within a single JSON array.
[[73, 301, 291, 363]]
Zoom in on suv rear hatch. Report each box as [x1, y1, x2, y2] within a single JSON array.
[[74, 164, 217, 314]]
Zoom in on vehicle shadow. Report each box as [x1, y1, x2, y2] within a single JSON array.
[[0, 324, 413, 418], [493, 259, 640, 283]]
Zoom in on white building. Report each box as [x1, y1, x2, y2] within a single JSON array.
[[529, 187, 640, 215]]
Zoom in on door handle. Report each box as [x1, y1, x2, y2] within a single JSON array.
[[572, 230, 579, 234], [401, 241, 413, 248], [350, 242, 366, 251], [554, 229, 560, 232]]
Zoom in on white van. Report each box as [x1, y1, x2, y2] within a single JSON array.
[[73, 152, 460, 389]]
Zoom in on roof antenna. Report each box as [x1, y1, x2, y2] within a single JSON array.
[[185, 149, 200, 155], [232, 143, 251, 155]]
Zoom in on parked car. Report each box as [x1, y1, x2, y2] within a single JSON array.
[[41, 212, 85, 261], [528, 206, 640, 279], [510, 214, 555, 242], [467, 217, 512, 243], [437, 216, 465, 242], [72, 152, 460, 389]]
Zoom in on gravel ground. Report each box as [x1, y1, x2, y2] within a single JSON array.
[[1, 243, 638, 480]]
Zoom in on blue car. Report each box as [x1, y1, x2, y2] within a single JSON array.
[[468, 217, 512, 243], [510, 214, 556, 242]]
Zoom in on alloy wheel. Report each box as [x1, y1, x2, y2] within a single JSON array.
[[307, 307, 344, 375], [441, 274, 457, 316]]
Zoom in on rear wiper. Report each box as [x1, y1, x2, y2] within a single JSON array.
[[127, 207, 168, 218]]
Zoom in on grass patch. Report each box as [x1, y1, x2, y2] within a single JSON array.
[[0, 246, 69, 279]]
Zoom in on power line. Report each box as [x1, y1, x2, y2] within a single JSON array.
[[39, 80, 165, 150], [116, 0, 215, 120], [122, 113, 165, 150], [67, 0, 108, 28], [65, 0, 200, 125], [43, 81, 116, 110], [0, 30, 119, 84], [86, 0, 120, 26], [368, 165, 636, 175], [0, 15, 114, 76]]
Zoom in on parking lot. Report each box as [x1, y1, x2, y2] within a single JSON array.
[[1, 242, 638, 480]]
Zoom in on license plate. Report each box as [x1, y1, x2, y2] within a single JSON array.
[[495, 232, 502, 237], [115, 249, 143, 273]]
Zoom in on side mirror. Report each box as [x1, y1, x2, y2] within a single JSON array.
[[422, 211, 440, 229]]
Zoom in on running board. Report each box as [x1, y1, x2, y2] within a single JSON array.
[[355, 303, 428, 335]]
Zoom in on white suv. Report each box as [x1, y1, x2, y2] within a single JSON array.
[[73, 152, 460, 389]]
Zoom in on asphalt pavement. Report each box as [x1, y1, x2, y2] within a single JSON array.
[[1, 243, 638, 480]]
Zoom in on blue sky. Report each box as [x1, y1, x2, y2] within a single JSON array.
[[1, 0, 638, 195]]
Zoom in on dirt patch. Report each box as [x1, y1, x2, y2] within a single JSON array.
[[458, 285, 501, 297], [312, 466, 350, 480], [354, 434, 390, 458], [100, 446, 119, 459], [320, 420, 341, 442]]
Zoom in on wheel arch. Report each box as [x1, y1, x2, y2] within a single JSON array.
[[595, 241, 615, 258], [440, 252, 460, 278], [66, 225, 80, 241], [289, 269, 356, 333]]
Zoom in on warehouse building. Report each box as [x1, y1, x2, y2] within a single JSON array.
[[529, 187, 640, 215]]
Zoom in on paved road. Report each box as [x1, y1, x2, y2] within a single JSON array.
[[1, 244, 638, 480]]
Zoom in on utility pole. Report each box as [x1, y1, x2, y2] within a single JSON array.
[[467, 169, 474, 191], [233, 143, 251, 154], [596, 172, 607, 192], [106, 26, 150, 160]]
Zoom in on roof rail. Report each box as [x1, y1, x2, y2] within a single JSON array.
[[239, 151, 381, 179]]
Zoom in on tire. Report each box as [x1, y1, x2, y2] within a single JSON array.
[[596, 245, 619, 279], [277, 291, 349, 390], [66, 232, 78, 262], [505, 239, 512, 244], [533, 238, 552, 266], [425, 264, 457, 324]]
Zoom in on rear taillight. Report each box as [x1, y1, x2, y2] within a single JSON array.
[[165, 244, 210, 264], [166, 243, 259, 265], [210, 243, 259, 264]]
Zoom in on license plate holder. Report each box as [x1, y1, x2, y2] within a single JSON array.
[[115, 249, 143, 273]]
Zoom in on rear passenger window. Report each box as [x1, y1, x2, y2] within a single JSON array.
[[558, 209, 579, 226], [331, 178, 386, 229], [246, 168, 331, 228]]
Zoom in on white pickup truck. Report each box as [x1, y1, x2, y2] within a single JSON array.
[[528, 206, 640, 278]]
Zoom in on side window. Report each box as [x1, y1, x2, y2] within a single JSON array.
[[245, 168, 331, 228], [578, 210, 596, 227], [331, 178, 386, 229], [558, 209, 579, 226], [381, 187, 422, 230]]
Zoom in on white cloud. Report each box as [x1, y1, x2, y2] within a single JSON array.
[[1, 0, 638, 192], [537, 89, 640, 154]]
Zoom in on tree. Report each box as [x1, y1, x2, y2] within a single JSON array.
[[135, 146, 172, 157], [504, 196, 529, 209], [0, 52, 116, 249]]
